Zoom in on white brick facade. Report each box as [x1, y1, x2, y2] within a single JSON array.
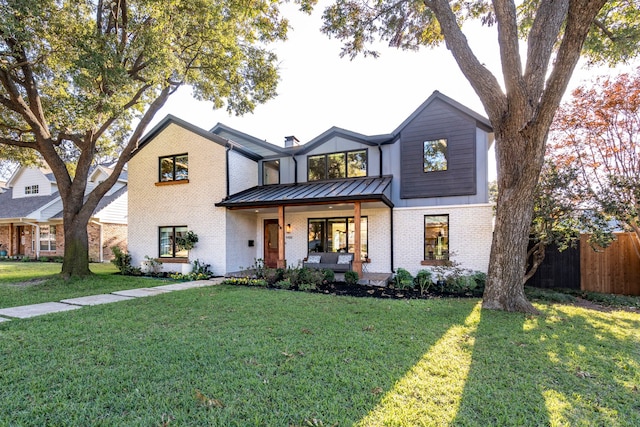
[[393, 204, 493, 275], [128, 123, 232, 274]]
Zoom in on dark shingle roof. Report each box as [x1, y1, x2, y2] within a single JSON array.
[[0, 190, 60, 219], [216, 176, 393, 209]]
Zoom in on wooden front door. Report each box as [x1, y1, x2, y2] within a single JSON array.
[[264, 219, 279, 268], [16, 226, 26, 255]]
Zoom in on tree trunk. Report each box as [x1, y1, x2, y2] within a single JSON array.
[[61, 212, 92, 279], [483, 132, 544, 314]]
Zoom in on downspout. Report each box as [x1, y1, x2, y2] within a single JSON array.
[[292, 155, 298, 184], [225, 144, 231, 198], [378, 143, 383, 178], [90, 220, 104, 263], [390, 207, 394, 272], [22, 220, 40, 259]]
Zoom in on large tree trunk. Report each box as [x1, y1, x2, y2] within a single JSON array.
[[483, 131, 545, 314], [61, 205, 93, 279]]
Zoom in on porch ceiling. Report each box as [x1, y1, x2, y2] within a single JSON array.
[[216, 176, 393, 210]]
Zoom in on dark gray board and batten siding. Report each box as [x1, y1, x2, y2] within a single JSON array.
[[400, 98, 477, 199]]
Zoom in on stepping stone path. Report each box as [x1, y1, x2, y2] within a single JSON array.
[[0, 278, 223, 322]]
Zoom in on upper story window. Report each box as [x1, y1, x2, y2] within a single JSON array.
[[25, 185, 39, 195], [263, 160, 280, 185], [159, 154, 188, 182], [423, 139, 448, 172], [307, 149, 367, 181]]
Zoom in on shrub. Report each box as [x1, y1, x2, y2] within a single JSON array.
[[285, 267, 324, 288], [143, 255, 163, 275], [192, 259, 212, 277], [322, 268, 335, 283], [344, 270, 359, 285], [263, 268, 284, 285], [39, 256, 49, 263], [393, 268, 414, 290], [274, 279, 293, 290], [221, 277, 268, 287], [169, 272, 211, 281], [298, 283, 317, 292], [111, 246, 142, 275], [414, 269, 433, 295]]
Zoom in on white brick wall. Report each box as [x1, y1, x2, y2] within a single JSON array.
[[393, 204, 493, 275], [228, 150, 258, 194], [128, 123, 230, 273]]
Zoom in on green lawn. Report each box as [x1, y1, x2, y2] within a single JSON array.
[[0, 284, 638, 426], [0, 262, 176, 308]]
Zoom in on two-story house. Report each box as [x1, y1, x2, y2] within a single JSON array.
[[0, 165, 128, 261], [127, 91, 494, 277]]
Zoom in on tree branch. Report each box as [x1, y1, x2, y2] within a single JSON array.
[[492, 0, 524, 98], [424, 0, 506, 121]]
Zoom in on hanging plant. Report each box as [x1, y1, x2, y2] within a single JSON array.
[[176, 231, 199, 252]]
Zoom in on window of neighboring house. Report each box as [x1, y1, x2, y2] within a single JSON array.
[[25, 185, 39, 195], [159, 154, 189, 182], [308, 217, 368, 260], [159, 226, 188, 258], [423, 139, 448, 172], [39, 225, 56, 251], [263, 160, 280, 185], [424, 215, 449, 260], [307, 149, 367, 181]]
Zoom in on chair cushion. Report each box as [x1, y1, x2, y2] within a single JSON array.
[[306, 255, 322, 264], [337, 254, 353, 264]]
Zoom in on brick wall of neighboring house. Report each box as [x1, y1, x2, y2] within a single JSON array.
[[0, 225, 9, 254], [101, 223, 127, 261], [393, 204, 494, 275]]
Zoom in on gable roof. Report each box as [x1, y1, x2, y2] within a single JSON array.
[[134, 115, 262, 162], [0, 190, 60, 220], [50, 184, 128, 219], [210, 123, 286, 157], [286, 127, 395, 156], [393, 91, 493, 135], [216, 175, 393, 209]]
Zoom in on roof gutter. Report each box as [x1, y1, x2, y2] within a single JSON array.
[[225, 144, 231, 198], [292, 154, 298, 184]]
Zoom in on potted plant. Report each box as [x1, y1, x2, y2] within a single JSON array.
[[176, 231, 198, 274], [0, 243, 7, 257]]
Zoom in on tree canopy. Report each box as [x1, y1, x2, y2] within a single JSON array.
[[549, 69, 640, 255], [321, 0, 640, 312], [0, 0, 310, 277]]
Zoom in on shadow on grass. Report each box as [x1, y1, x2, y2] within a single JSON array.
[[0, 286, 478, 426], [453, 304, 640, 426]]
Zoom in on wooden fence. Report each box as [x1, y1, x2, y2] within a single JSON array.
[[580, 233, 640, 296]]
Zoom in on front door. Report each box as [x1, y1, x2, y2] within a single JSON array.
[[16, 226, 26, 255], [264, 219, 279, 268]]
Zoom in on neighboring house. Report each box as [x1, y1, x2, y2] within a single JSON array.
[[0, 165, 128, 261], [128, 91, 494, 276]]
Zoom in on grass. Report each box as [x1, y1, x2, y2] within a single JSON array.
[[0, 284, 639, 426], [0, 262, 176, 309]]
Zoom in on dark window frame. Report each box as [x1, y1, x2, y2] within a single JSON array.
[[262, 160, 281, 185], [424, 214, 449, 261], [423, 139, 448, 173], [159, 153, 189, 182], [307, 149, 368, 181], [158, 225, 189, 258], [307, 216, 369, 260]]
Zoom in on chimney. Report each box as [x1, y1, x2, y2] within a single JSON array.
[[284, 135, 300, 147]]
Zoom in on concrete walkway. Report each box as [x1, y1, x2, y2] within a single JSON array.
[[0, 278, 224, 322]]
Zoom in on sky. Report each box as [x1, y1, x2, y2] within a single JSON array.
[[149, 1, 636, 155]]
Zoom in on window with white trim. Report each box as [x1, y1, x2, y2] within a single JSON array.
[[25, 185, 39, 195], [40, 225, 57, 251]]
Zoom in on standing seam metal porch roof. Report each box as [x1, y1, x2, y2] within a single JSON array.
[[216, 176, 394, 209]]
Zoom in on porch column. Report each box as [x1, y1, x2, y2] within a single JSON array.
[[353, 201, 362, 276], [277, 205, 286, 268], [9, 223, 13, 256]]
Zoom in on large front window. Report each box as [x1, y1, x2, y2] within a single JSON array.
[[424, 215, 449, 260], [308, 217, 368, 260], [307, 149, 367, 181], [159, 154, 189, 182], [159, 226, 188, 258], [39, 225, 56, 251]]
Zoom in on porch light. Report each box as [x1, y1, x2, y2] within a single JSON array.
[[286, 224, 292, 234]]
